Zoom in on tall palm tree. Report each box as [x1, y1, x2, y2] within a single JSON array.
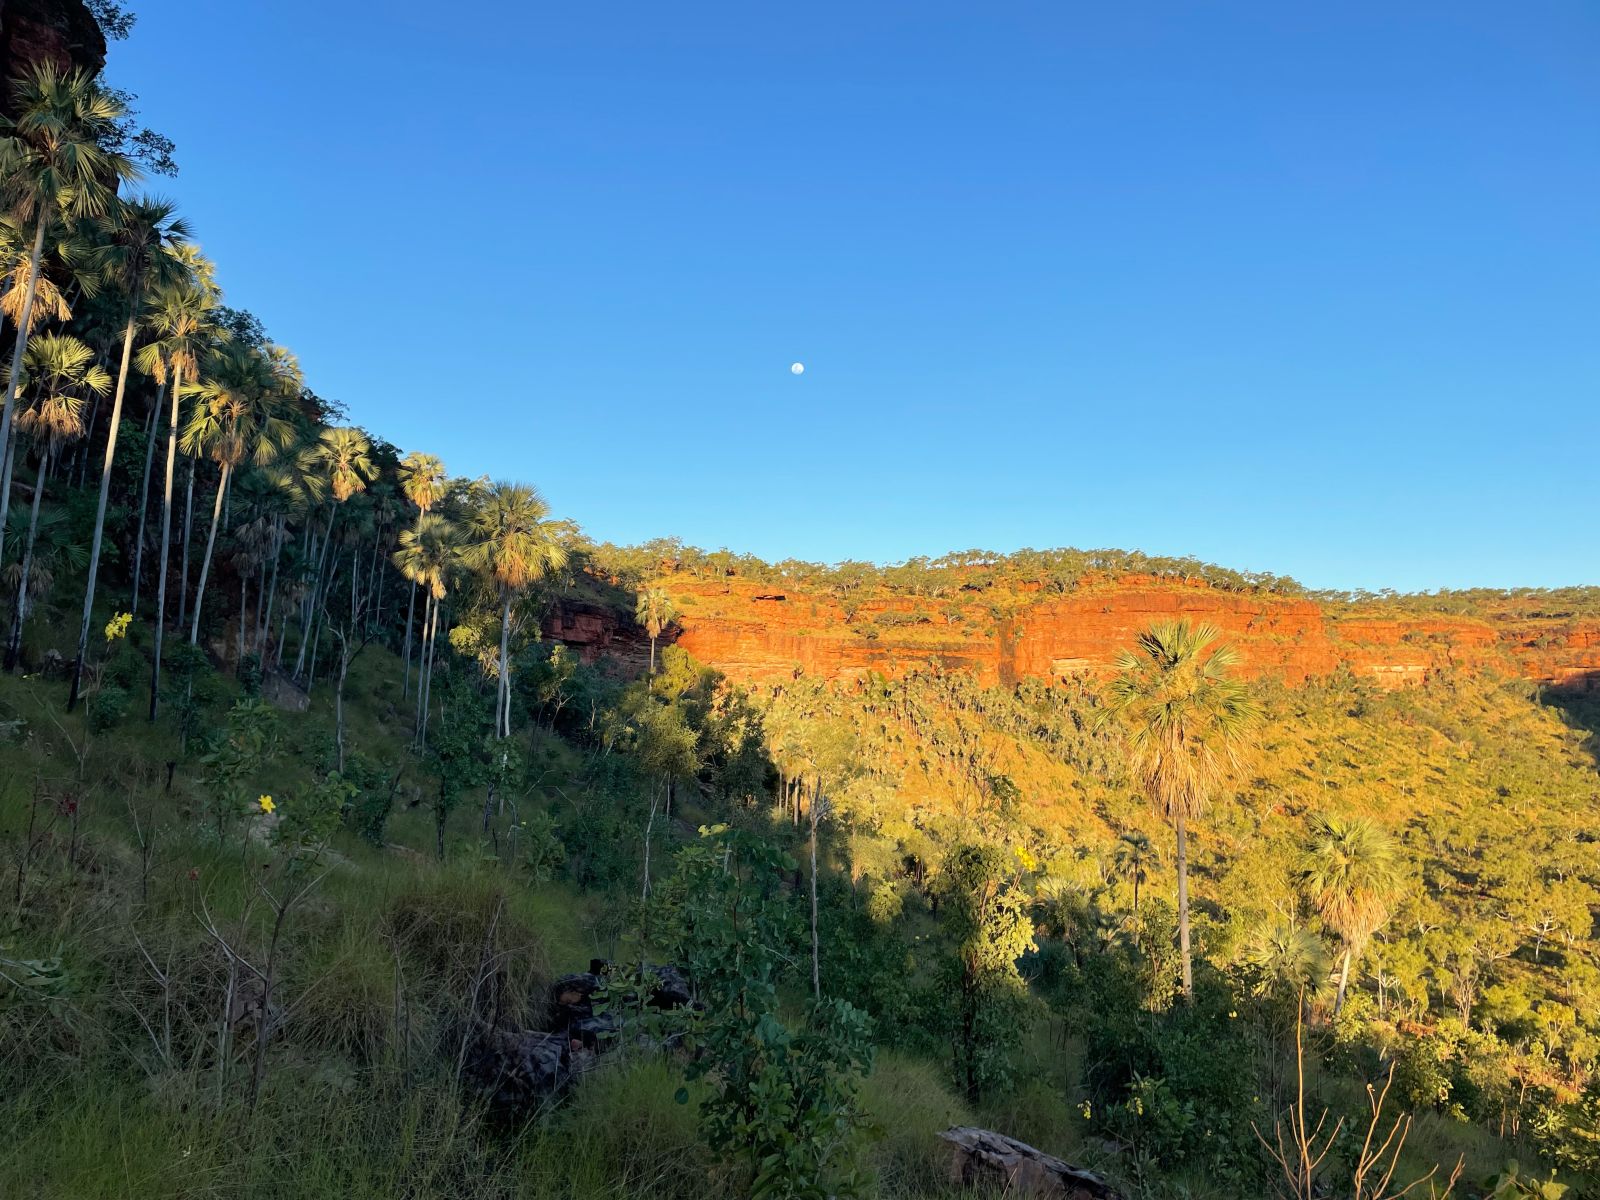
[[397, 451, 446, 698], [138, 269, 220, 718], [462, 482, 568, 739], [128, 246, 216, 618], [0, 213, 71, 332], [0, 66, 136, 569], [394, 511, 460, 748], [634, 584, 678, 675], [1103, 620, 1258, 1000], [67, 196, 192, 708], [1113, 830, 1155, 913], [1297, 814, 1403, 1017], [4, 333, 108, 668], [180, 343, 297, 648], [290, 426, 372, 684]]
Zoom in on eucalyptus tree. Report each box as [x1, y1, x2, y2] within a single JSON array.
[[634, 584, 678, 676], [180, 343, 297, 648], [139, 270, 221, 718], [0, 65, 136, 568], [397, 451, 446, 697], [463, 482, 569, 739], [1298, 815, 1403, 1017], [67, 196, 192, 708], [4, 333, 109, 669], [1103, 620, 1258, 1000]]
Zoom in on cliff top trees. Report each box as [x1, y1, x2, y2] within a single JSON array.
[[1104, 619, 1258, 1000]]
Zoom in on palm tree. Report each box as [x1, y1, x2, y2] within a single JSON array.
[[0, 214, 71, 332], [67, 196, 192, 708], [180, 343, 297, 648], [290, 426, 373, 685], [634, 585, 678, 675], [397, 451, 446, 698], [394, 511, 460, 748], [1297, 814, 1403, 1017], [463, 482, 568, 739], [138, 270, 220, 718], [0, 66, 135, 569], [1113, 830, 1155, 913], [128, 246, 216, 618], [4, 333, 108, 668], [1103, 620, 1258, 1000]]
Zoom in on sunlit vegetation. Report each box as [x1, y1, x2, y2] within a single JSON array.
[[0, 14, 1596, 1200]]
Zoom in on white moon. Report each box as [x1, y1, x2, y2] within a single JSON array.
[[790, 362, 805, 375]]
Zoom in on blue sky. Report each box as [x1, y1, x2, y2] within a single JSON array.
[[107, 2, 1598, 591]]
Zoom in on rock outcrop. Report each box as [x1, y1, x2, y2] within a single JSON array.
[[0, 0, 105, 111], [939, 1127, 1122, 1199]]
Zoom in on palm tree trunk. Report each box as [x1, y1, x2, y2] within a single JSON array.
[[178, 456, 195, 629], [1175, 810, 1193, 1001], [414, 590, 431, 740], [1333, 945, 1353, 1017], [68, 309, 139, 710], [188, 461, 231, 646], [293, 505, 337, 678], [129, 386, 163, 614], [257, 516, 282, 656], [420, 594, 440, 747], [402, 579, 416, 699], [149, 365, 183, 719], [5, 445, 49, 671], [810, 792, 821, 1000], [497, 591, 512, 738], [0, 215, 47, 571]]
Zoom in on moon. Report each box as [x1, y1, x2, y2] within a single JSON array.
[[790, 362, 805, 375]]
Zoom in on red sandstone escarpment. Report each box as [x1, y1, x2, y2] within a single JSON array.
[[542, 574, 1600, 694], [0, 0, 105, 111]]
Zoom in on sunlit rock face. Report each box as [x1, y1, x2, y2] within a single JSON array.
[[0, 0, 105, 113], [547, 572, 1600, 694]]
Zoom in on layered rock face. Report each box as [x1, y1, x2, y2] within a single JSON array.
[[0, 0, 105, 111], [546, 574, 1600, 694]]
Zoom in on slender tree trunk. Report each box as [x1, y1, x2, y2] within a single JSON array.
[[402, 579, 416, 700], [69, 309, 140, 710], [641, 781, 660, 900], [129, 386, 163, 614], [257, 517, 282, 656], [5, 446, 48, 671], [1333, 946, 1353, 1017], [414, 590, 431, 741], [1175, 810, 1193, 1001], [497, 591, 512, 738], [238, 570, 248, 670], [178, 456, 195, 629], [649, 635, 656, 675], [810, 792, 821, 1000], [149, 365, 183, 719], [0, 216, 47, 570], [293, 505, 337, 678], [188, 461, 231, 646], [420, 594, 441, 747]]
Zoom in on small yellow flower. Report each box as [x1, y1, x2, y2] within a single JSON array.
[[104, 612, 132, 642], [258, 795, 276, 815], [1228, 1010, 1238, 1019], [1014, 846, 1038, 873]]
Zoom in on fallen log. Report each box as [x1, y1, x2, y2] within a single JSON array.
[[938, 1126, 1123, 1200]]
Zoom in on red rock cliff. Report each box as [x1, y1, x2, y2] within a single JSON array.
[[0, 0, 105, 111], [548, 574, 1600, 694]]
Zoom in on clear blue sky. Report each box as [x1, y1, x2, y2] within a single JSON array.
[[106, 2, 1598, 591]]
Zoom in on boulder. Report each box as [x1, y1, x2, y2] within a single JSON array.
[[458, 1026, 580, 1121], [938, 1127, 1122, 1200]]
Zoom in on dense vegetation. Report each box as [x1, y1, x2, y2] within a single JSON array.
[[0, 13, 1597, 1200]]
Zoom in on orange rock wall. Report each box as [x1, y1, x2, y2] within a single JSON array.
[[654, 578, 1600, 693]]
